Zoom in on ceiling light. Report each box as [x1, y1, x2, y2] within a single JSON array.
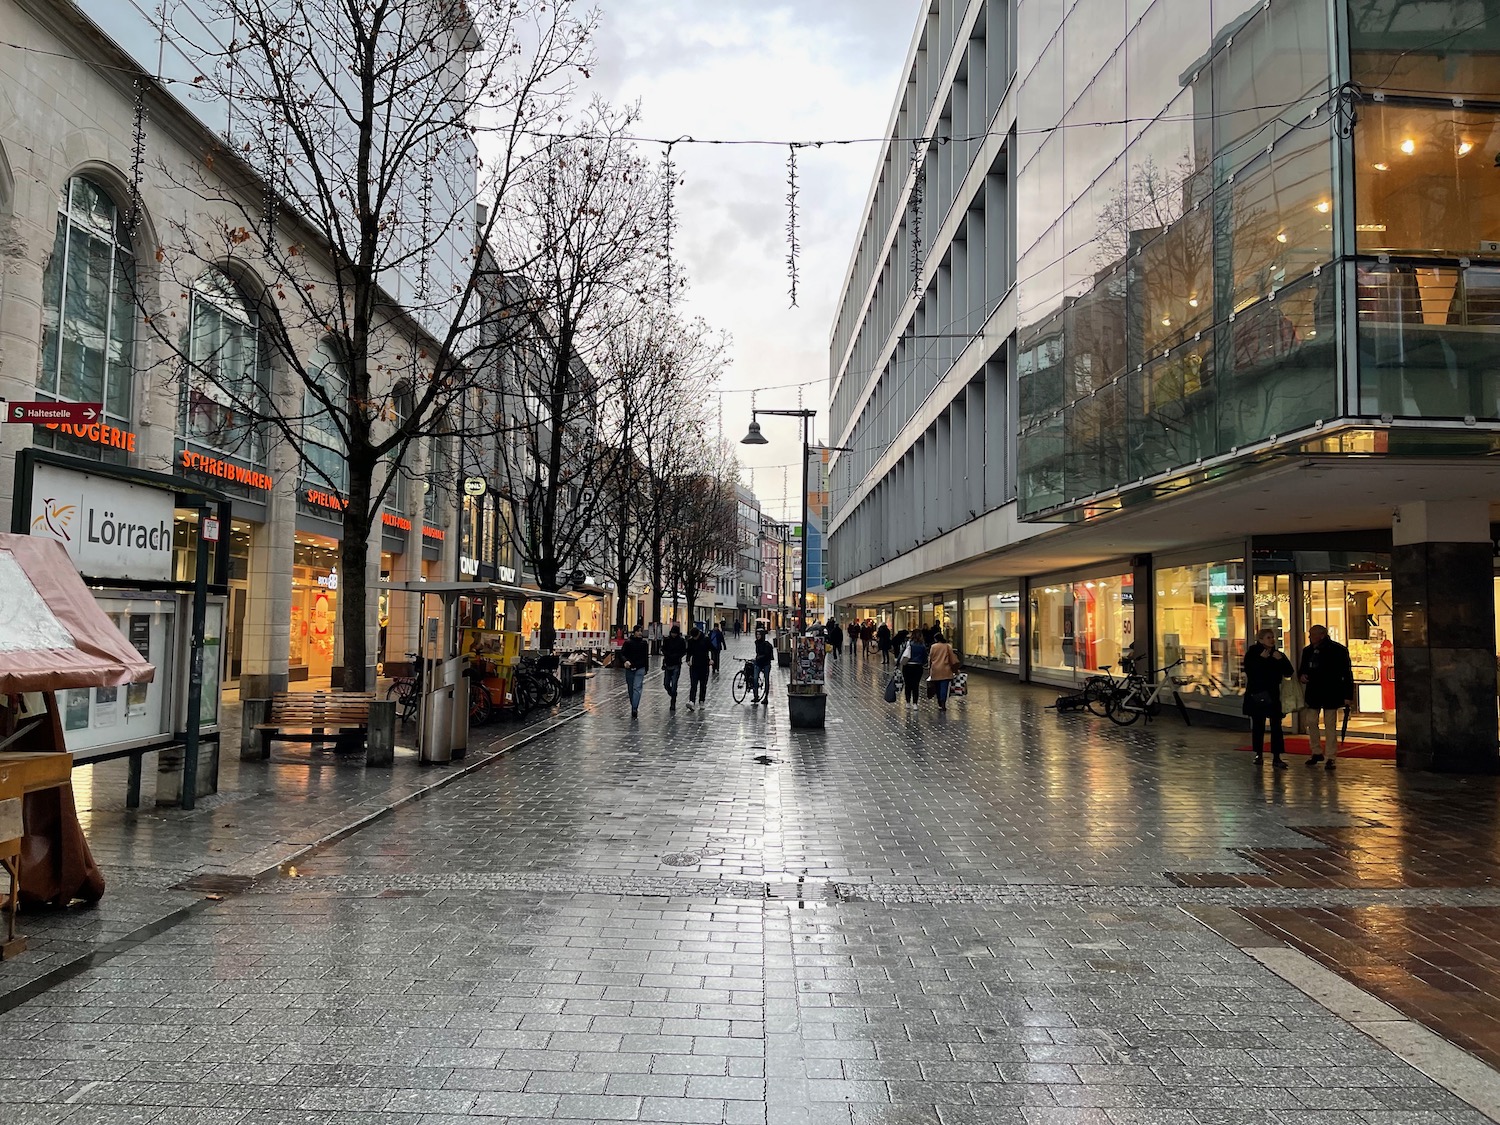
[[1276, 232, 1289, 243], [1400, 138, 1416, 155], [1373, 162, 1389, 171], [1315, 201, 1330, 214], [1161, 317, 1172, 326], [1188, 297, 1199, 308], [1458, 141, 1474, 157]]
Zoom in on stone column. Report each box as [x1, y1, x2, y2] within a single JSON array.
[[1392, 500, 1499, 774]]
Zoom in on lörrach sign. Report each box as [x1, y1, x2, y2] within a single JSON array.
[[29, 463, 176, 583]]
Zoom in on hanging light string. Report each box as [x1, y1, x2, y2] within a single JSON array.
[[907, 139, 925, 298], [127, 79, 148, 236], [785, 144, 801, 308], [661, 140, 679, 306]]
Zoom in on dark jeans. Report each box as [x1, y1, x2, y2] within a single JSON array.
[[902, 664, 923, 703], [933, 679, 951, 707], [689, 667, 708, 703], [663, 665, 681, 701], [625, 668, 645, 712], [710, 649, 721, 673], [880, 646, 891, 665], [753, 661, 773, 700], [1251, 713, 1286, 757]]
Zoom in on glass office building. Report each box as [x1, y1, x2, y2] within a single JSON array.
[[827, 1, 1500, 771]]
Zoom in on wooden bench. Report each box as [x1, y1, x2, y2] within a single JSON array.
[[248, 692, 380, 761]]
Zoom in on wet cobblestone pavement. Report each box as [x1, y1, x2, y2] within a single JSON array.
[[4, 648, 1500, 1122]]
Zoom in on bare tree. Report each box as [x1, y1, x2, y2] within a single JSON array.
[[667, 449, 742, 629], [147, 0, 594, 688], [491, 107, 670, 649]]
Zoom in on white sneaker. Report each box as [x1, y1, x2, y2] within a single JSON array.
[[685, 702, 695, 711]]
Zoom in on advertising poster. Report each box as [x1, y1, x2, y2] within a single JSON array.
[[94, 685, 119, 727], [792, 634, 826, 686], [127, 614, 151, 716], [65, 688, 91, 731]]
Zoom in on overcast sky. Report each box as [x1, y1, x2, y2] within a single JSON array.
[[582, 0, 921, 519]]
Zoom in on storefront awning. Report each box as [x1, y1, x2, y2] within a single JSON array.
[[0, 536, 156, 694]]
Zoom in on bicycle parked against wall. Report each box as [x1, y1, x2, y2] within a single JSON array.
[[1081, 656, 1137, 718], [1106, 658, 1192, 726], [387, 653, 422, 723]]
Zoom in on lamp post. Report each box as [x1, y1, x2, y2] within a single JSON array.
[[740, 409, 816, 633]]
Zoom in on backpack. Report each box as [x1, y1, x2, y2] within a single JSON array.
[[906, 641, 928, 666]]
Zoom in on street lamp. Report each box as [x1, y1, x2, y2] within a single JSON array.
[[741, 408, 814, 632]]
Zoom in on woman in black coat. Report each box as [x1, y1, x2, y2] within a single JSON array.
[[1243, 627, 1296, 768]]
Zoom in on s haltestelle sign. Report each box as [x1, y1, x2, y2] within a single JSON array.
[[29, 464, 176, 582]]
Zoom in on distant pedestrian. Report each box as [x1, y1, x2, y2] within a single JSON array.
[[621, 625, 650, 720], [899, 631, 928, 709], [862, 622, 874, 656], [927, 632, 960, 711], [827, 619, 844, 660], [877, 622, 892, 665], [708, 623, 725, 674], [1243, 627, 1295, 769], [1299, 625, 1354, 771], [661, 624, 686, 712], [733, 619, 742, 640], [686, 626, 712, 711]]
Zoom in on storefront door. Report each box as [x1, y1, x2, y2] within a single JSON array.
[[1301, 573, 1395, 734]]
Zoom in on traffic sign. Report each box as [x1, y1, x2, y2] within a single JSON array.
[[463, 475, 488, 497], [202, 517, 221, 543], [6, 401, 103, 425]]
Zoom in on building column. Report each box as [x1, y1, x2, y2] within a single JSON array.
[[238, 514, 293, 698], [1392, 500, 1499, 774]]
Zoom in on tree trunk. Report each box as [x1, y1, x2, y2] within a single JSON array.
[[338, 464, 375, 692], [538, 563, 559, 652]]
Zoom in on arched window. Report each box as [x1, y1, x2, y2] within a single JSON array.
[[182, 268, 266, 459], [303, 341, 348, 495], [39, 176, 135, 420]]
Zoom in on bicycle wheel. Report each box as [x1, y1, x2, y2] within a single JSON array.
[[509, 677, 534, 720], [1106, 691, 1142, 726], [388, 681, 416, 723], [539, 672, 561, 707], [469, 683, 493, 726], [732, 670, 748, 704], [1082, 677, 1113, 717]]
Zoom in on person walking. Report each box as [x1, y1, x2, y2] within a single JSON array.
[[927, 631, 960, 711], [733, 618, 742, 641], [708, 622, 725, 675], [827, 619, 844, 661], [686, 626, 712, 711], [877, 622, 892, 665], [753, 628, 775, 706], [1299, 624, 1354, 770], [660, 624, 686, 712], [1243, 627, 1295, 769], [846, 621, 860, 660], [899, 630, 928, 710], [621, 625, 650, 720]]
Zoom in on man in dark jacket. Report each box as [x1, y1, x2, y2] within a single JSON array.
[[620, 625, 650, 719], [686, 627, 712, 711], [827, 619, 844, 660], [708, 623, 725, 674], [661, 624, 687, 712], [877, 622, 892, 665], [1299, 624, 1354, 770], [753, 629, 775, 705]]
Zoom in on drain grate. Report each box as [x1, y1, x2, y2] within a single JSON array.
[[660, 851, 703, 868]]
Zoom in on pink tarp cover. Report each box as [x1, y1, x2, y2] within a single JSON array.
[[0, 534, 155, 694]]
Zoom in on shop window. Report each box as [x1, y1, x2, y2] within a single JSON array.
[[303, 341, 348, 495], [963, 594, 991, 660], [1029, 572, 1129, 681], [1156, 557, 1247, 711], [182, 269, 266, 461], [38, 176, 135, 422], [990, 589, 1021, 671]]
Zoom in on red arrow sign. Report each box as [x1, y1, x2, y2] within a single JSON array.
[[6, 401, 103, 425]]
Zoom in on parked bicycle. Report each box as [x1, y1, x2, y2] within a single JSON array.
[[731, 658, 763, 704], [1081, 656, 1136, 718], [386, 652, 422, 723], [1106, 658, 1192, 726]]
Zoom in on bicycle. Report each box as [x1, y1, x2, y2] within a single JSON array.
[[1106, 659, 1192, 726], [386, 653, 421, 723], [732, 659, 765, 705], [1081, 657, 1136, 718]]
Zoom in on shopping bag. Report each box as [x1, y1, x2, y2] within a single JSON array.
[[925, 679, 939, 699], [1279, 677, 1303, 715], [883, 672, 900, 703], [952, 672, 968, 697]]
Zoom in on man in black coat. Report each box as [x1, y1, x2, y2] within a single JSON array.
[[661, 625, 687, 712], [620, 625, 651, 720], [1299, 624, 1355, 770]]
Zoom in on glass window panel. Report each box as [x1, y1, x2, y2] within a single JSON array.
[[1217, 270, 1338, 448], [1357, 262, 1500, 420], [1062, 0, 1125, 114], [964, 594, 991, 660], [107, 251, 134, 418], [184, 270, 263, 458], [1212, 0, 1331, 175], [304, 342, 348, 494], [1029, 580, 1075, 677], [1156, 557, 1247, 713], [38, 223, 67, 394], [1216, 128, 1334, 315], [1349, 0, 1500, 101], [1354, 104, 1500, 258], [60, 224, 112, 404], [1129, 334, 1216, 480], [1126, 1, 1213, 145], [1073, 574, 1130, 674], [989, 588, 1022, 670]]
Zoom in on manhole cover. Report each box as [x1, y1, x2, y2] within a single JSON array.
[[660, 852, 702, 868]]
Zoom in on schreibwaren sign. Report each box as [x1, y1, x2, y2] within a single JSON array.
[[29, 463, 176, 582]]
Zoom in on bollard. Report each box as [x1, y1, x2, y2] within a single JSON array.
[[242, 699, 271, 760], [366, 700, 396, 768]]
